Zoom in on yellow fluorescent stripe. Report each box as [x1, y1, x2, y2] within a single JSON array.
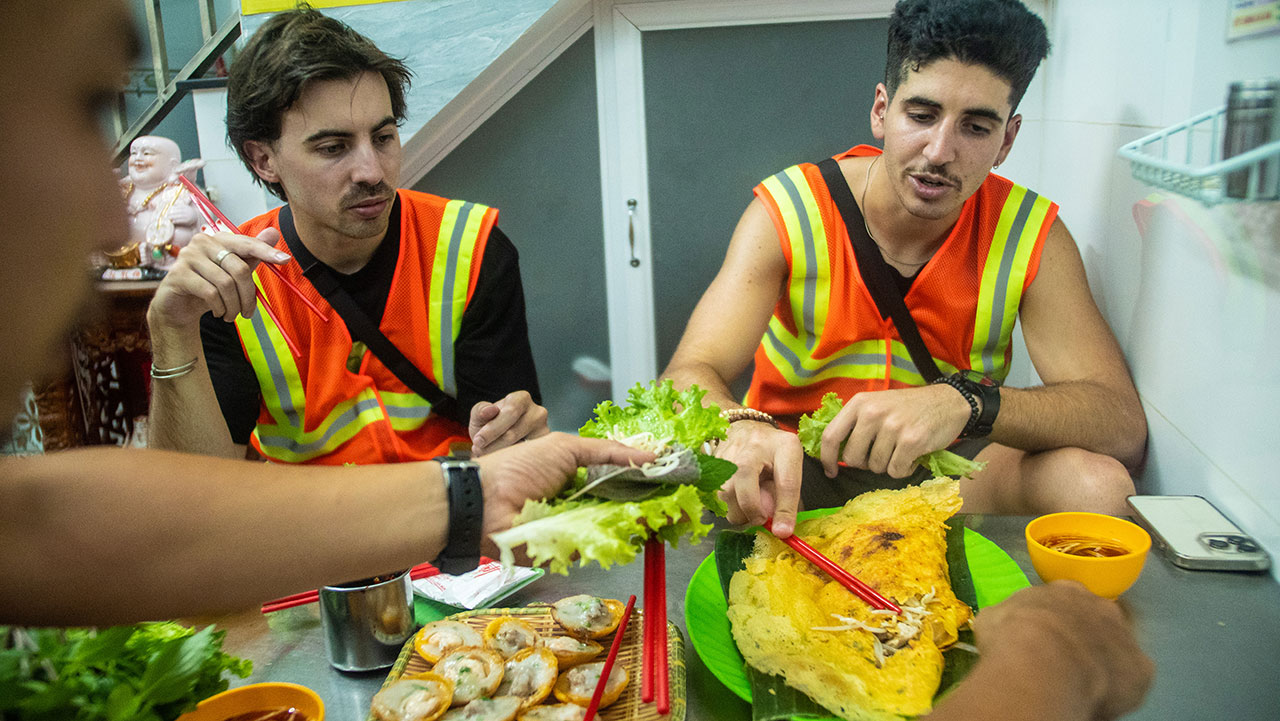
[[761, 174, 810, 335], [786, 165, 832, 339], [236, 274, 306, 426], [379, 391, 432, 407], [429, 201, 464, 382], [255, 402, 386, 463], [448, 204, 486, 339], [971, 185, 1026, 373]]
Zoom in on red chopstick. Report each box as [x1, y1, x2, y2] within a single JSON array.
[[641, 539, 656, 702], [653, 540, 669, 715], [260, 562, 440, 613], [176, 176, 330, 323], [765, 518, 902, 614], [582, 594, 636, 721]]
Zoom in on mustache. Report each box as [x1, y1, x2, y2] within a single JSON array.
[[907, 165, 961, 187], [342, 182, 394, 207]]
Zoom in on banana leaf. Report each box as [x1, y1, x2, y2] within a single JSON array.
[[714, 517, 980, 721]]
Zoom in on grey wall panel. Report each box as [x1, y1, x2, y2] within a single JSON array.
[[643, 19, 889, 393], [415, 31, 608, 432]]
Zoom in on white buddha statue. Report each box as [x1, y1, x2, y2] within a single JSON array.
[[120, 135, 204, 271]]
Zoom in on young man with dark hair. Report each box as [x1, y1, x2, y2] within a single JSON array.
[[148, 8, 548, 464], [663, 0, 1147, 537]]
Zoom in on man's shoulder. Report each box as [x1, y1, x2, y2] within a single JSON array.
[[238, 205, 284, 235], [397, 188, 494, 212]]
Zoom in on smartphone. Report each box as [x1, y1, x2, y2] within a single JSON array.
[[1127, 495, 1271, 571]]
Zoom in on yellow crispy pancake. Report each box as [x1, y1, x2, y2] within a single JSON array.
[[726, 478, 971, 721]]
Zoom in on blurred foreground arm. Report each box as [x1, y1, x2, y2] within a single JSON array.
[[928, 581, 1153, 721], [0, 433, 649, 627]]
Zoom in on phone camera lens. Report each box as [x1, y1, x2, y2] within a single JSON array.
[[1208, 538, 1230, 550], [1238, 541, 1259, 553]]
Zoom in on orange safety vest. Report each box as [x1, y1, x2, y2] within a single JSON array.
[[232, 189, 497, 464], [744, 145, 1058, 428]]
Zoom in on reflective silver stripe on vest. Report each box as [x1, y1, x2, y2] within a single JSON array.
[[765, 325, 918, 378], [250, 308, 301, 427], [384, 403, 434, 420], [773, 170, 820, 349], [980, 189, 1039, 370], [256, 396, 383, 457], [438, 201, 476, 396]]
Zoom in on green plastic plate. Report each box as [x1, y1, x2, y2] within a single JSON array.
[[684, 512, 1029, 712]]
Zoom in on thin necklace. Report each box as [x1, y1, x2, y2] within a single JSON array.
[[861, 156, 930, 271]]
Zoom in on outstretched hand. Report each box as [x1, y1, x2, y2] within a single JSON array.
[[475, 432, 654, 539]]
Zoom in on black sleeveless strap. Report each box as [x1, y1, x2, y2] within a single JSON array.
[[816, 157, 943, 383], [277, 202, 460, 420]]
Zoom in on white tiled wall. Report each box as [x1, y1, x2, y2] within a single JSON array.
[[1005, 0, 1280, 578]]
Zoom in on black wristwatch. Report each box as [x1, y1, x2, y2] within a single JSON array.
[[933, 373, 1001, 438], [435, 457, 484, 575]]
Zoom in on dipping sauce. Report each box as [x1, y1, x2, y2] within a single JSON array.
[[1038, 534, 1130, 557], [221, 708, 310, 721]]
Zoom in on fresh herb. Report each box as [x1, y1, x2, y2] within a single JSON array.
[[0, 621, 252, 721], [491, 380, 736, 574], [797, 392, 988, 478]]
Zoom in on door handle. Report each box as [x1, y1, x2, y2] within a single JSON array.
[[627, 198, 640, 267]]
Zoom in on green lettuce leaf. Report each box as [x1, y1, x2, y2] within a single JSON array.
[[579, 379, 730, 452], [490, 485, 713, 574], [493, 380, 735, 574], [797, 392, 987, 479]]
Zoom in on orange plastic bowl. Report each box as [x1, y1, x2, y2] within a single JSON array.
[[175, 682, 324, 721], [1025, 512, 1151, 599]]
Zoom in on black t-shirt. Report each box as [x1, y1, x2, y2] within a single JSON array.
[[200, 201, 541, 445]]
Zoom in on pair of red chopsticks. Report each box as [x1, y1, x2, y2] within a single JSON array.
[[764, 518, 902, 613], [582, 594, 636, 721], [176, 176, 328, 357], [641, 537, 670, 714], [260, 562, 440, 614]]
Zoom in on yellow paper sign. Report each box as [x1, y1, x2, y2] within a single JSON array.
[[241, 0, 410, 15]]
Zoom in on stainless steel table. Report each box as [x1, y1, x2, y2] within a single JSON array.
[[207, 515, 1280, 721]]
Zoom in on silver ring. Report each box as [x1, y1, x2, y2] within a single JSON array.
[[214, 249, 234, 267]]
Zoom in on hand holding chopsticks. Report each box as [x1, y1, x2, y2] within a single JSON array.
[[765, 517, 902, 614]]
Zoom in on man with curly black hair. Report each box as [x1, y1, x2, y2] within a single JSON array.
[[664, 0, 1147, 536]]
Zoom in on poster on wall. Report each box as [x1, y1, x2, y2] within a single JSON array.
[[242, 0, 410, 15], [1227, 0, 1280, 40]]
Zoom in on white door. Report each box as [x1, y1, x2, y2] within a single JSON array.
[[593, 0, 895, 399]]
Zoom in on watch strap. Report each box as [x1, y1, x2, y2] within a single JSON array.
[[932, 373, 1000, 439], [435, 458, 483, 575]]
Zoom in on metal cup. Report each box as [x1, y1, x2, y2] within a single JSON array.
[[318, 570, 417, 671]]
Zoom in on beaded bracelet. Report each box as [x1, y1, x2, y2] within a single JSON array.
[[721, 407, 779, 428]]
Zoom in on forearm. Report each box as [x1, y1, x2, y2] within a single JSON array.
[[993, 380, 1147, 469], [146, 313, 241, 458], [0, 448, 446, 626], [661, 358, 744, 410]]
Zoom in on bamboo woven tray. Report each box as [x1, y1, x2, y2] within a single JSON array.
[[369, 605, 686, 721]]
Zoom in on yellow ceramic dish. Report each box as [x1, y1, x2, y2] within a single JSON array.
[[1025, 512, 1151, 599], [175, 682, 324, 721]]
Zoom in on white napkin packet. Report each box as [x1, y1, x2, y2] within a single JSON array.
[[412, 561, 544, 610]]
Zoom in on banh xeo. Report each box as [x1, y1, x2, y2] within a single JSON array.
[[490, 380, 735, 574], [797, 392, 988, 478]]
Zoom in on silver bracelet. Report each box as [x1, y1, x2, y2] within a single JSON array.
[[150, 357, 199, 379]]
